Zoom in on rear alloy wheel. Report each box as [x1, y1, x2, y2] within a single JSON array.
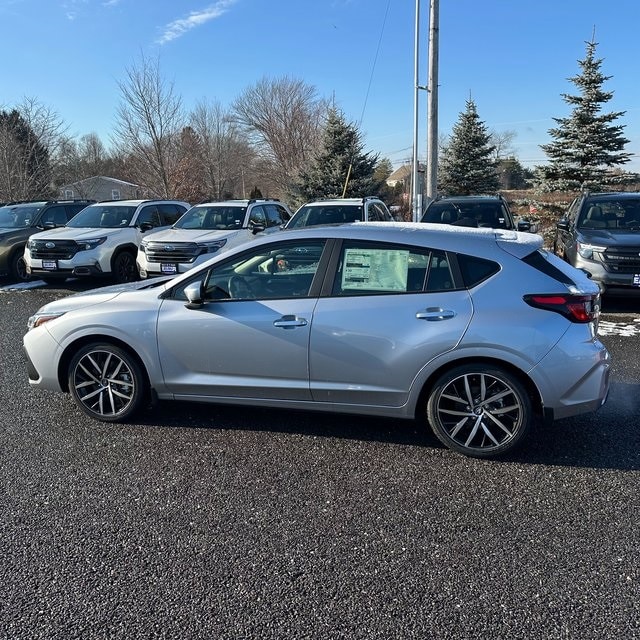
[[68, 343, 146, 422], [112, 251, 138, 283], [427, 365, 532, 458]]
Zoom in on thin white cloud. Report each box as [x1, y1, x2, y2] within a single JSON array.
[[103, 0, 121, 6], [157, 0, 238, 45]]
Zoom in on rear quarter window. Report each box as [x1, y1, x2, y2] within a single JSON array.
[[457, 254, 500, 287], [522, 249, 576, 286]]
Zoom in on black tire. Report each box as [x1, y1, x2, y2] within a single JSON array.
[[426, 364, 532, 458], [68, 342, 147, 422], [9, 250, 30, 282], [112, 251, 138, 283]]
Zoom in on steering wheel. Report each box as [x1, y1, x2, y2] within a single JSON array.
[[228, 275, 254, 299]]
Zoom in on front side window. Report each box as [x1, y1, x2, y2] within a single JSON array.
[[332, 241, 453, 295], [158, 203, 186, 226], [171, 240, 327, 302], [264, 203, 290, 227], [0, 204, 43, 228], [249, 205, 267, 227], [39, 205, 67, 226]]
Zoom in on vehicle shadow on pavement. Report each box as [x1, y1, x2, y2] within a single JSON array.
[[131, 380, 639, 470]]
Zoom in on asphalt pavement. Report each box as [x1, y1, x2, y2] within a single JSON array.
[[0, 283, 638, 639]]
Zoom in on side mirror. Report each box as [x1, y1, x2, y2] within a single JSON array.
[[250, 222, 265, 234], [517, 220, 531, 232], [556, 219, 570, 232], [184, 281, 205, 309], [139, 222, 154, 232]]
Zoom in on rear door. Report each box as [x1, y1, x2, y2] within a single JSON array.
[[309, 240, 473, 407]]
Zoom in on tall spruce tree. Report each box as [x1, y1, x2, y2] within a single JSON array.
[[291, 108, 382, 205], [438, 99, 499, 195], [538, 38, 631, 191]]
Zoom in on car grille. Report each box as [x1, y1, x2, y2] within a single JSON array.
[[602, 246, 640, 273], [144, 241, 202, 263], [30, 239, 80, 260]]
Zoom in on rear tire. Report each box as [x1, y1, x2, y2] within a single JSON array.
[[426, 364, 532, 458]]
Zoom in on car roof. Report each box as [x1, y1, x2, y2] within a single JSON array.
[[94, 199, 187, 206], [302, 199, 366, 206], [430, 195, 503, 204], [586, 192, 640, 201], [280, 221, 541, 257]]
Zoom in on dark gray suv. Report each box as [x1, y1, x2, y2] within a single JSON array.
[[554, 191, 640, 296], [421, 194, 534, 231], [0, 200, 93, 282]]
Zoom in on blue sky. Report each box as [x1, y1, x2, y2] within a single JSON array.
[[1, 0, 640, 171]]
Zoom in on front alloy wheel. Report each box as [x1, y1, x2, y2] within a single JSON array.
[[112, 251, 138, 283], [427, 365, 532, 458], [68, 343, 146, 422]]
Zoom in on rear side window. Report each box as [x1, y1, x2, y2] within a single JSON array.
[[457, 254, 500, 288]]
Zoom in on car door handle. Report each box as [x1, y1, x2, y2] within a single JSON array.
[[416, 308, 456, 321], [273, 315, 308, 329]]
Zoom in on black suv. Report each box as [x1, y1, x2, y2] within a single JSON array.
[[0, 200, 93, 282], [421, 194, 534, 231], [554, 191, 640, 296]]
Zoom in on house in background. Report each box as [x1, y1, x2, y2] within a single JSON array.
[[58, 176, 143, 202]]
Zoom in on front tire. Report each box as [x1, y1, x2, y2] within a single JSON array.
[[426, 364, 532, 458], [68, 343, 147, 422], [112, 251, 138, 283], [9, 250, 30, 282]]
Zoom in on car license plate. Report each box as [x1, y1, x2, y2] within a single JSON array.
[[161, 263, 177, 274], [42, 260, 58, 270], [634, 274, 640, 286]]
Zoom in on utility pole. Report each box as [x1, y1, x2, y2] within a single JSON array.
[[425, 0, 439, 202], [411, 0, 422, 223]]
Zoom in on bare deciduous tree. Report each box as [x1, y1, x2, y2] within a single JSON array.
[[232, 76, 328, 195], [189, 99, 255, 199], [489, 129, 516, 161], [112, 55, 185, 198]]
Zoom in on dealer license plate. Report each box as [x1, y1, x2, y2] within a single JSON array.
[[634, 274, 640, 286], [161, 263, 177, 274], [42, 260, 58, 270]]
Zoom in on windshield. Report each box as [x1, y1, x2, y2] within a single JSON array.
[[577, 198, 640, 231], [0, 204, 44, 228], [173, 205, 246, 230], [287, 204, 363, 228], [66, 204, 136, 228]]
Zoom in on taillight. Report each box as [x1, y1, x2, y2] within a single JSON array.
[[523, 293, 600, 323]]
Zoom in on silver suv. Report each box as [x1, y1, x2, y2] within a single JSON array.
[[24, 199, 189, 284], [137, 199, 292, 278], [285, 197, 394, 228], [554, 191, 640, 296]]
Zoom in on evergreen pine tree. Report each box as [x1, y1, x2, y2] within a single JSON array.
[[538, 38, 632, 191], [438, 99, 500, 195], [291, 109, 382, 205]]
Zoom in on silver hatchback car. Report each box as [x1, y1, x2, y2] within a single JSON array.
[[24, 223, 610, 458]]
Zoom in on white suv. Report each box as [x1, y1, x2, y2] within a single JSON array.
[[285, 197, 394, 228], [24, 199, 190, 284], [137, 199, 292, 278]]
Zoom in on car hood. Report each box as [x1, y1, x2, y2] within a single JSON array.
[[578, 228, 640, 245], [29, 226, 129, 241], [30, 277, 173, 316], [144, 228, 242, 243]]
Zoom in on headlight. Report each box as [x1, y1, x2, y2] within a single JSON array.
[[198, 239, 227, 254], [27, 311, 66, 330], [577, 242, 606, 260], [78, 237, 107, 251]]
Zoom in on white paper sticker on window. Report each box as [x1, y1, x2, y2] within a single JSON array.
[[342, 248, 409, 291]]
